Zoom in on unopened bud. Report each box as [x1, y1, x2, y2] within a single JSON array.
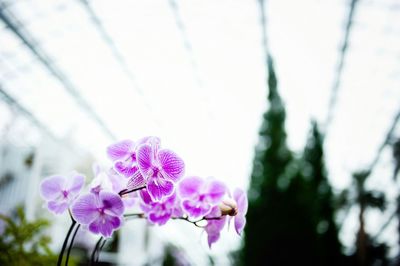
[[219, 198, 238, 216]]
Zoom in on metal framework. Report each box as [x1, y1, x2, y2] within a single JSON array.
[[168, 0, 203, 88], [0, 84, 58, 141], [0, 5, 116, 140], [325, 0, 359, 130]]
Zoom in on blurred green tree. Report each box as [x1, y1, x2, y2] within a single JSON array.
[[0, 206, 61, 266], [340, 171, 388, 266], [240, 55, 343, 265]]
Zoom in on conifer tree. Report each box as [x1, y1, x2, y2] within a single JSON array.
[[302, 122, 343, 265], [241, 58, 344, 265]]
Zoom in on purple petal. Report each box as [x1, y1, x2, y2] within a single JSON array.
[[126, 167, 146, 190], [205, 179, 226, 204], [235, 215, 246, 235], [206, 205, 222, 218], [89, 215, 122, 238], [158, 149, 185, 182], [172, 203, 184, 217], [122, 197, 136, 209], [71, 193, 99, 224], [178, 176, 204, 199], [205, 216, 226, 248], [137, 144, 154, 179], [90, 172, 113, 194], [100, 191, 125, 217], [182, 199, 211, 218], [66, 174, 85, 196], [40, 175, 65, 200], [140, 202, 153, 213], [107, 140, 134, 161], [147, 177, 174, 202], [48, 201, 69, 214], [114, 160, 137, 178], [148, 211, 172, 225], [233, 188, 248, 215], [136, 136, 157, 146], [139, 189, 153, 205]]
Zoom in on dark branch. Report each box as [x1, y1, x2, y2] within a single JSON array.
[[119, 186, 146, 196]]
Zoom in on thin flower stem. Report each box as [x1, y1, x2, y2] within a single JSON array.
[[124, 213, 145, 218], [123, 213, 223, 228], [65, 224, 80, 266], [57, 219, 76, 266], [90, 237, 103, 266], [96, 238, 107, 263], [118, 186, 146, 196], [172, 216, 205, 228], [204, 216, 222, 221]]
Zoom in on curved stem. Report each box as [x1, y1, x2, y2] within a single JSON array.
[[65, 224, 80, 266], [57, 220, 76, 266], [90, 237, 103, 266], [123, 213, 223, 228], [96, 239, 107, 263]]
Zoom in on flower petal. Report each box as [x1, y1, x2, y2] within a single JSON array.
[[178, 176, 204, 199], [205, 216, 226, 248], [147, 177, 174, 202], [158, 149, 185, 182], [107, 140, 134, 161], [148, 211, 172, 225], [182, 199, 211, 218], [206, 205, 222, 218], [100, 191, 125, 217], [48, 200, 69, 214], [126, 167, 146, 190], [139, 189, 153, 205], [137, 144, 154, 179], [206, 179, 226, 204], [234, 215, 246, 236], [233, 188, 248, 215], [122, 197, 136, 209], [207, 231, 221, 248], [66, 174, 85, 196], [40, 175, 65, 200], [89, 215, 121, 238], [71, 193, 99, 224], [114, 160, 137, 178]]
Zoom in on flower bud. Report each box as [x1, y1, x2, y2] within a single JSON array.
[[219, 198, 238, 216]]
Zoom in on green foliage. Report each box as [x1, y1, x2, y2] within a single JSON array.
[[240, 55, 344, 266], [0, 206, 58, 266]]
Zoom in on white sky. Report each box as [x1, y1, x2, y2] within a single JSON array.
[[1, 0, 400, 263]]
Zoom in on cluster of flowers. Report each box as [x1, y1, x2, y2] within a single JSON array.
[[40, 136, 247, 247]]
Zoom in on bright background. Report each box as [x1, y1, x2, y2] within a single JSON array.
[[0, 0, 399, 264]]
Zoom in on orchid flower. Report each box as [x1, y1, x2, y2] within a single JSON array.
[[71, 191, 125, 238], [106, 137, 154, 177], [204, 206, 227, 248], [41, 136, 248, 264], [91, 166, 137, 208], [137, 141, 185, 202], [178, 176, 226, 218], [139, 189, 182, 225], [40, 173, 85, 214]]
